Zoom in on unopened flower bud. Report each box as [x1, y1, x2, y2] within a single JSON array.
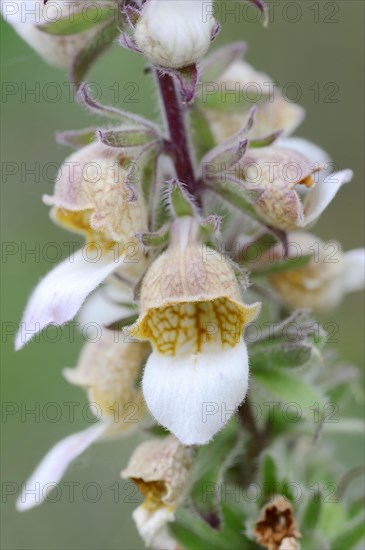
[[121, 435, 193, 549], [134, 0, 215, 69], [237, 139, 353, 231], [201, 59, 305, 143], [44, 142, 148, 247], [64, 332, 150, 436]]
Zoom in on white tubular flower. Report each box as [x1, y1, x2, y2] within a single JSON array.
[[202, 60, 305, 142], [16, 142, 148, 350], [267, 233, 365, 313], [17, 333, 150, 511], [130, 217, 261, 445], [0, 1, 112, 68], [121, 436, 193, 550], [134, 0, 215, 69], [238, 138, 353, 231]]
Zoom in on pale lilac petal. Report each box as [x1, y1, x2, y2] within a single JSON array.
[[16, 422, 109, 511], [16, 249, 125, 350], [342, 249, 365, 293], [142, 340, 249, 445], [303, 169, 353, 226]]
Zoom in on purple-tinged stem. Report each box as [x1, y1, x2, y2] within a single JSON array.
[[156, 71, 197, 196]]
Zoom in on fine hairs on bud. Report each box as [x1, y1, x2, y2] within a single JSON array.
[[134, 0, 215, 68]]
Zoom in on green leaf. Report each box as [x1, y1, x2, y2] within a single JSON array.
[[190, 420, 242, 528], [251, 254, 313, 277], [98, 128, 157, 148], [330, 515, 365, 549], [249, 130, 282, 148], [250, 342, 313, 370], [205, 140, 248, 171], [143, 424, 169, 437], [261, 454, 279, 488], [78, 82, 159, 129], [238, 233, 277, 269], [253, 369, 325, 418], [319, 501, 348, 539], [38, 5, 115, 36], [202, 92, 268, 114], [137, 228, 170, 248], [171, 510, 232, 550], [301, 492, 322, 531], [71, 20, 120, 86], [165, 64, 198, 104], [206, 177, 260, 220], [172, 506, 258, 550], [56, 128, 97, 148], [190, 106, 217, 160], [106, 314, 138, 331], [168, 180, 198, 218]]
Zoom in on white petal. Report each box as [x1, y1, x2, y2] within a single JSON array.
[[133, 505, 177, 550], [16, 249, 124, 350], [277, 137, 331, 167], [303, 169, 353, 226], [78, 285, 134, 329], [142, 340, 249, 445], [342, 249, 365, 293], [16, 422, 109, 512]]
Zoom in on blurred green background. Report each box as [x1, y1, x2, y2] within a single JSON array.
[[1, 1, 364, 549]]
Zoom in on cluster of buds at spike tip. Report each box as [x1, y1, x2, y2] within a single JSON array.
[[0, 1, 117, 68], [133, 0, 216, 69], [235, 138, 353, 231], [15, 141, 148, 350], [16, 332, 150, 512], [127, 216, 261, 445], [254, 496, 301, 550], [200, 43, 305, 143], [262, 233, 365, 313], [121, 435, 193, 550]]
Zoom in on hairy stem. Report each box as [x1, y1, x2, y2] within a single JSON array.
[[156, 71, 197, 196]]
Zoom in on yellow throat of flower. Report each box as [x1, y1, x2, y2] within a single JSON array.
[[54, 208, 117, 252], [134, 298, 254, 356], [132, 478, 168, 512]]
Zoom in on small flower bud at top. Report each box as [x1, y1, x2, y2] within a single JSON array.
[[134, 0, 215, 69]]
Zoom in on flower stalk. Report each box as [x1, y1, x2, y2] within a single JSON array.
[[157, 71, 198, 196]]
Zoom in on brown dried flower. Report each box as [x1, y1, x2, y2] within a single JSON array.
[[254, 496, 301, 550]]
